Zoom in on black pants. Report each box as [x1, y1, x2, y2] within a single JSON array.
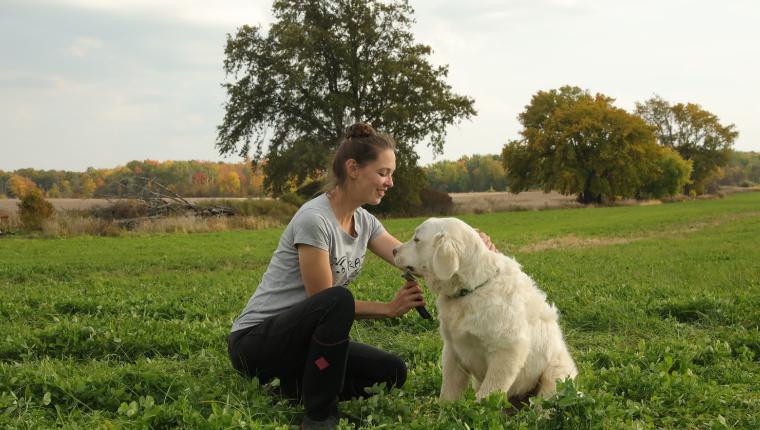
[[228, 287, 407, 419]]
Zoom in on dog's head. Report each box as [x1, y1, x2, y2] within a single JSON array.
[[393, 217, 487, 286]]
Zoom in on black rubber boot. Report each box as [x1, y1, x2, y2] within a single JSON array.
[[301, 335, 349, 426], [300, 400, 339, 429]]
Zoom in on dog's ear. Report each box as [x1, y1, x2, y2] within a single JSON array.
[[431, 232, 459, 281]]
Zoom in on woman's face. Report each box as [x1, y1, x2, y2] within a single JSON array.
[[349, 149, 395, 205]]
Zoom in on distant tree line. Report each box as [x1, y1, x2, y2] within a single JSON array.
[[0, 160, 266, 199], [2, 86, 753, 205], [424, 155, 508, 193], [718, 151, 760, 187], [3, 147, 755, 201]]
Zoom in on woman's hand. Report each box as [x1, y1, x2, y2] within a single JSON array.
[[476, 229, 498, 252], [385, 279, 425, 318]]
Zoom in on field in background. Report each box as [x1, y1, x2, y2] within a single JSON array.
[[450, 190, 580, 213], [0, 192, 577, 217], [1, 193, 759, 428], [3, 188, 757, 220]]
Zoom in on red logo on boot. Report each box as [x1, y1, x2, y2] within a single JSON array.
[[315, 356, 330, 370]]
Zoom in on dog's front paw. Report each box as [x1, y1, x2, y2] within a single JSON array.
[[438, 391, 461, 403]]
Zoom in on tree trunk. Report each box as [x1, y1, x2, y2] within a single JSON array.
[[577, 192, 602, 204], [577, 172, 601, 204]]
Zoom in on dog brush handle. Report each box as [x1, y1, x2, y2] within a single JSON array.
[[402, 272, 432, 319], [415, 304, 432, 320]]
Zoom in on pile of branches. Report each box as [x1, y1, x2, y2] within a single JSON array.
[[101, 177, 234, 227]]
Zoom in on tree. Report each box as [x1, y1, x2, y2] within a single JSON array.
[[464, 155, 508, 192], [191, 171, 209, 196], [47, 183, 61, 198], [503, 87, 686, 204], [218, 171, 241, 196], [0, 171, 9, 197], [635, 95, 738, 194], [425, 160, 469, 192], [502, 86, 603, 196], [60, 180, 73, 198], [80, 176, 97, 198], [637, 146, 692, 199], [425, 155, 508, 192], [8, 174, 38, 198], [217, 0, 475, 211], [18, 188, 54, 230]]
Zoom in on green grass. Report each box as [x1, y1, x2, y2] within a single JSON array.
[[1, 192, 759, 429]]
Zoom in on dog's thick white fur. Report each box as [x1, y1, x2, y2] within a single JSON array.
[[394, 217, 577, 402]]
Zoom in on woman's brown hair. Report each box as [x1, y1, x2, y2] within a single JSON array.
[[323, 123, 396, 191]]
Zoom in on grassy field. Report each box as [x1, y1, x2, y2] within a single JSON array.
[[1, 192, 759, 429]]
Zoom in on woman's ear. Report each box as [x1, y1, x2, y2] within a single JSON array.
[[345, 159, 359, 179]]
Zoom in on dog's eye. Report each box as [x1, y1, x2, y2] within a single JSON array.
[[413, 238, 420, 243]]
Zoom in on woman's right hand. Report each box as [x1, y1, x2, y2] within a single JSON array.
[[386, 280, 425, 318]]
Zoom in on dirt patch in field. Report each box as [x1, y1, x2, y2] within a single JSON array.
[[517, 211, 760, 253], [519, 235, 634, 252]]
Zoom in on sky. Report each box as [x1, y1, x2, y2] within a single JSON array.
[[1, 0, 758, 172]]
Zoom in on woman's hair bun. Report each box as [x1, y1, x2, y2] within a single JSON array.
[[344, 122, 376, 139]]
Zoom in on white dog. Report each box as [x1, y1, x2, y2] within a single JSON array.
[[393, 217, 577, 402]]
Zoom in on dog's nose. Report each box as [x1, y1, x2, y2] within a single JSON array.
[[392, 247, 398, 257]]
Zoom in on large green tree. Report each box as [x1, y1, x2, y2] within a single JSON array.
[[502, 86, 689, 204], [216, 0, 475, 211], [635, 95, 738, 194]]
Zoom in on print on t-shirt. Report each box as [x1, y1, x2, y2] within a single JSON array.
[[332, 255, 363, 287]]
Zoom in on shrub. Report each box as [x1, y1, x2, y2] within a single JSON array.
[[279, 192, 305, 208], [18, 189, 55, 230], [90, 199, 149, 220], [195, 198, 298, 219], [41, 215, 122, 237], [418, 187, 454, 215], [296, 179, 324, 200]]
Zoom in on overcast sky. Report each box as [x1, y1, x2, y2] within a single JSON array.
[[1, 0, 758, 172]]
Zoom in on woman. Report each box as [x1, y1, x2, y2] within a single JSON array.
[[228, 123, 494, 429], [228, 123, 424, 429]]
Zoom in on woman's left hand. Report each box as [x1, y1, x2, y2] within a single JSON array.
[[476, 229, 497, 252], [385, 280, 425, 318]]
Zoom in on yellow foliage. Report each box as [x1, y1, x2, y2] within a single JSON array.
[[8, 174, 38, 198]]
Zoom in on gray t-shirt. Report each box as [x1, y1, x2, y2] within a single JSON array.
[[231, 194, 385, 332]]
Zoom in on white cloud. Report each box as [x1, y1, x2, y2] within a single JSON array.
[[68, 36, 103, 58], [57, 0, 272, 28]]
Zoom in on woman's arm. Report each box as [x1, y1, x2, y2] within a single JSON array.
[[361, 231, 426, 318], [297, 242, 424, 318], [367, 231, 402, 267], [355, 281, 425, 319], [297, 244, 335, 297]]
